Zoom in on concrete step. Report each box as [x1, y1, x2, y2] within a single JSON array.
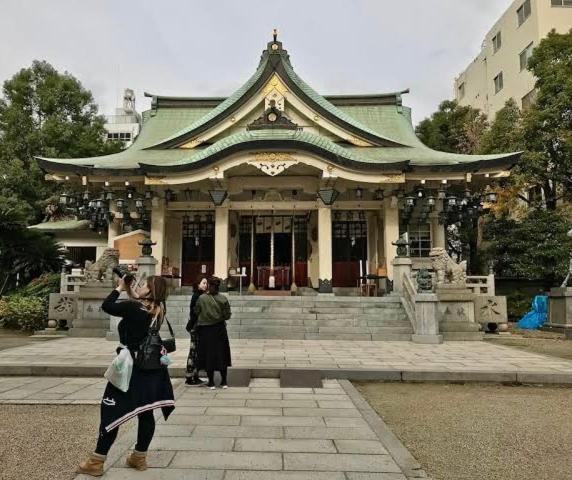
[[69, 328, 109, 338], [442, 331, 484, 341]]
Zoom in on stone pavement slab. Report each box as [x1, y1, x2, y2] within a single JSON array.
[[1, 338, 571, 384], [71, 378, 417, 479]]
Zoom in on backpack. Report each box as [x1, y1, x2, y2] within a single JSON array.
[[133, 312, 176, 371]]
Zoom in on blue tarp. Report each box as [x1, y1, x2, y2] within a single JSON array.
[[517, 295, 548, 330]]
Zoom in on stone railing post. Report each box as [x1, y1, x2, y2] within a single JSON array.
[[411, 293, 443, 344]]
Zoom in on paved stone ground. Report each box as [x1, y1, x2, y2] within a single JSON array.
[[82, 379, 412, 479], [1, 338, 572, 383]]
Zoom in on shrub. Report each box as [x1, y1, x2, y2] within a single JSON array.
[[0, 295, 47, 331]]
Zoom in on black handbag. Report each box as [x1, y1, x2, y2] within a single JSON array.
[[134, 316, 176, 370]]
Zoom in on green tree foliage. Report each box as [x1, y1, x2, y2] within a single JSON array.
[[483, 209, 572, 288], [519, 29, 572, 210], [0, 60, 122, 223], [479, 98, 524, 154], [415, 100, 488, 154], [0, 199, 64, 293]]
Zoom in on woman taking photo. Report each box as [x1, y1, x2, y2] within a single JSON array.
[[77, 275, 175, 477], [195, 276, 232, 389], [185, 276, 208, 386]]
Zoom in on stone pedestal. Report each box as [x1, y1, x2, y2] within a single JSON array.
[[137, 255, 158, 280], [392, 257, 412, 294], [547, 287, 572, 332], [411, 293, 443, 344], [436, 284, 483, 341], [70, 286, 113, 338], [474, 295, 508, 332]]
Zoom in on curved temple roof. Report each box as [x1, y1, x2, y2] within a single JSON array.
[[36, 38, 521, 177]]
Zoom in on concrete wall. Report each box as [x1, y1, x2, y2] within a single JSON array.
[[454, 0, 572, 118]]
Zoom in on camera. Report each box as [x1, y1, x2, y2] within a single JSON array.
[[112, 267, 135, 284]]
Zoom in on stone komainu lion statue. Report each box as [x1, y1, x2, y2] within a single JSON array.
[[429, 247, 467, 285], [84, 248, 120, 283]]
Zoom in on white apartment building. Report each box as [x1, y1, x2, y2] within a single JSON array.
[[454, 0, 572, 118], [104, 88, 141, 147]]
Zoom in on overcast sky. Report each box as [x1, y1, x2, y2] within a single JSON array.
[[0, 0, 514, 125]]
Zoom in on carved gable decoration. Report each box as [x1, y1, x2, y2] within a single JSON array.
[[247, 102, 298, 131], [247, 152, 298, 176]]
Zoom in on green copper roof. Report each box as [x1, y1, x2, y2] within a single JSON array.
[[148, 55, 270, 148], [28, 219, 90, 232], [280, 60, 409, 146], [35, 39, 521, 175], [146, 129, 377, 166]]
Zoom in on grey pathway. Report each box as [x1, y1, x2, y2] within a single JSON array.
[[1, 338, 572, 383], [74, 378, 412, 480]]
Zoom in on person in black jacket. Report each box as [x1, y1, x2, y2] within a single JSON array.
[[77, 275, 175, 477], [185, 276, 208, 386]]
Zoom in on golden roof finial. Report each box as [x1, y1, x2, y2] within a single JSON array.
[[273, 28, 278, 42]]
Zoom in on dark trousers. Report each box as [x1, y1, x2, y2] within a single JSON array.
[[95, 410, 155, 455]]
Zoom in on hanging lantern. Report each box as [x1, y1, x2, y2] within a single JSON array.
[[317, 188, 340, 206], [95, 197, 106, 209], [447, 196, 457, 207], [105, 190, 114, 201], [135, 197, 144, 210], [416, 187, 424, 198], [116, 197, 126, 209], [88, 199, 96, 209], [59, 192, 70, 206], [375, 189, 384, 201], [426, 196, 436, 208], [144, 190, 153, 200], [208, 189, 228, 206], [82, 190, 90, 202], [437, 188, 447, 200], [405, 195, 416, 208], [355, 187, 363, 200], [127, 187, 135, 199], [485, 190, 498, 203]]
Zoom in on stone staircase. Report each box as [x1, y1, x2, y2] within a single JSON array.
[[165, 295, 413, 341]]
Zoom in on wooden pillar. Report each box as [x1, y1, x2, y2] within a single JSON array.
[[318, 206, 333, 293], [214, 207, 229, 288], [383, 197, 399, 281], [430, 209, 446, 249], [107, 203, 120, 248], [150, 198, 166, 275]]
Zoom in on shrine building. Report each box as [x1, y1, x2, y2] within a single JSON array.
[[36, 35, 519, 294]]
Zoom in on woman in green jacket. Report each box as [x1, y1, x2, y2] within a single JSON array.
[[195, 276, 232, 389]]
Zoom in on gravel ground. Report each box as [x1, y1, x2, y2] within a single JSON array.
[[356, 382, 572, 480], [0, 405, 102, 480], [486, 327, 572, 361]]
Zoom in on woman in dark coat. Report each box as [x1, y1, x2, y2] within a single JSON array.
[[77, 275, 175, 477], [185, 276, 208, 386], [195, 276, 232, 389]]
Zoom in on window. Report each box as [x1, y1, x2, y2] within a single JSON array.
[[519, 42, 534, 71], [66, 247, 96, 267], [492, 32, 502, 53], [399, 223, 431, 258], [551, 0, 572, 6], [522, 89, 537, 110], [517, 0, 531, 26], [458, 82, 465, 99], [494, 72, 504, 94], [106, 132, 132, 142]]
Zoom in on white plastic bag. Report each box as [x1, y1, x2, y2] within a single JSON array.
[[104, 347, 133, 392]]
